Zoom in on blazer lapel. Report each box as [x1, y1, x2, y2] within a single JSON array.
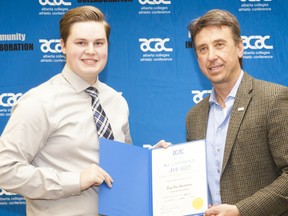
[[222, 73, 253, 172], [198, 97, 210, 139]]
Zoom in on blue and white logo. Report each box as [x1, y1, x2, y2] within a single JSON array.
[[39, 0, 71, 6], [139, 38, 173, 52], [39, 39, 62, 53]]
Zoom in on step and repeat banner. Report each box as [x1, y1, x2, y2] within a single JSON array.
[[1, 0, 287, 215]]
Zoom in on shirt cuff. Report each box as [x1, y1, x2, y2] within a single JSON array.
[[61, 172, 81, 197]]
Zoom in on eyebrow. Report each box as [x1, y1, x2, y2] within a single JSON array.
[[196, 38, 227, 48], [213, 39, 227, 43], [74, 37, 106, 41]]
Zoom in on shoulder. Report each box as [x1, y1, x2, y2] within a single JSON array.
[[14, 73, 67, 114], [254, 76, 286, 89], [238, 72, 287, 104], [186, 96, 210, 131], [239, 73, 288, 117], [97, 80, 129, 107], [243, 72, 287, 94], [20, 74, 63, 102], [252, 77, 287, 103], [187, 96, 210, 116]]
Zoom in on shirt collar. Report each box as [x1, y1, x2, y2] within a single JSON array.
[[61, 64, 98, 93], [209, 70, 244, 105]]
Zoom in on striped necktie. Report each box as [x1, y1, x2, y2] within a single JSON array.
[[85, 86, 114, 140]]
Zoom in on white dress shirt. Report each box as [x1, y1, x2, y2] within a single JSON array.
[[0, 64, 132, 216]]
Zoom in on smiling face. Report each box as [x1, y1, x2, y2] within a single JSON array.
[[61, 21, 108, 85], [194, 25, 244, 88]]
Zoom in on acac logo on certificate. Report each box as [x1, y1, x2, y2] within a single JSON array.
[[98, 138, 208, 216]]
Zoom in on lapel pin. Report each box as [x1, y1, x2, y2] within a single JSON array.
[[237, 107, 245, 111]]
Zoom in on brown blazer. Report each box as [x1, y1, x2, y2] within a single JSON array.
[[186, 72, 288, 216]]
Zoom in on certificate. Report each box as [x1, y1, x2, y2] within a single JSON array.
[[98, 139, 208, 216], [152, 140, 208, 216]]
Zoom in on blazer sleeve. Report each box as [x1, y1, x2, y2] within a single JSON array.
[[236, 86, 288, 216]]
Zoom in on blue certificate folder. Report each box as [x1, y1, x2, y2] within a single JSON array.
[[98, 138, 152, 216], [98, 138, 207, 216]]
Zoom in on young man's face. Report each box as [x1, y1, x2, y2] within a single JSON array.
[[194, 26, 243, 86], [61, 21, 108, 85]]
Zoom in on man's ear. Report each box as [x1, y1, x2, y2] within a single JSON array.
[[237, 40, 244, 58], [60, 39, 66, 55]]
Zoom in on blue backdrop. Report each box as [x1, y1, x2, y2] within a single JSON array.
[[1, 0, 287, 215]]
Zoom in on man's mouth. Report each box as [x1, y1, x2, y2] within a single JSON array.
[[82, 59, 97, 64], [208, 64, 223, 72]]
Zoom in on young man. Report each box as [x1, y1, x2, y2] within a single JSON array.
[[186, 9, 288, 216], [0, 6, 131, 216]]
